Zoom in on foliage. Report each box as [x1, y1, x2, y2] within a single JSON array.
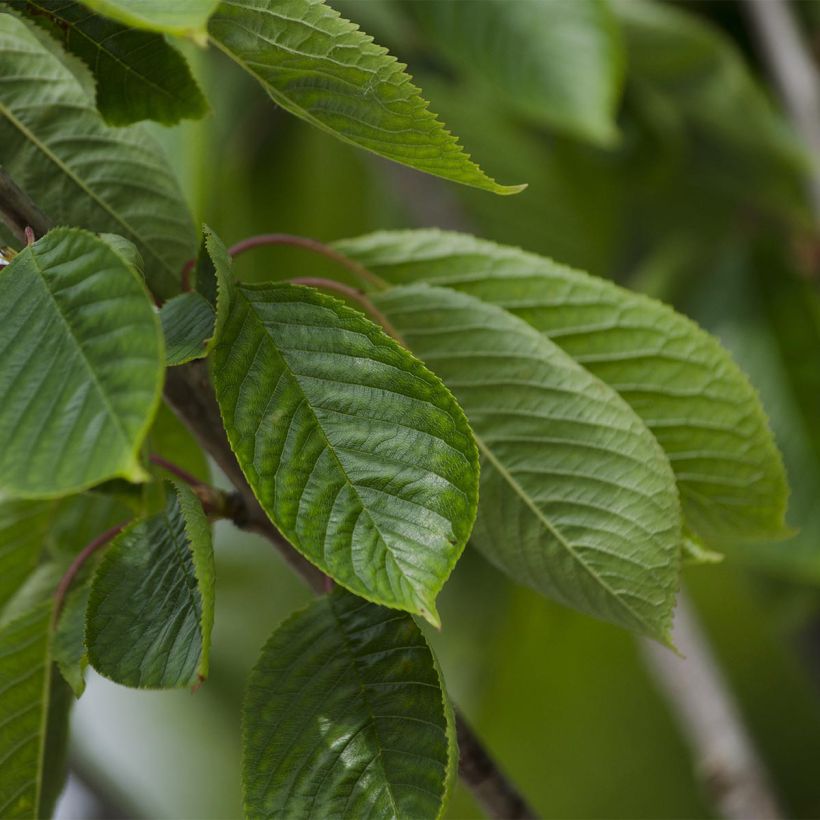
[[0, 0, 812, 817]]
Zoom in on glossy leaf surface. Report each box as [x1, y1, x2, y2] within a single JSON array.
[[207, 0, 523, 194], [86, 482, 215, 688], [339, 229, 790, 546], [212, 283, 478, 625], [243, 590, 455, 818], [0, 228, 163, 498], [374, 284, 681, 640], [0, 12, 197, 298]]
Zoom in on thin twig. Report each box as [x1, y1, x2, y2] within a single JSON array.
[[289, 276, 405, 344], [228, 232, 387, 290], [53, 522, 128, 621], [641, 593, 783, 819]]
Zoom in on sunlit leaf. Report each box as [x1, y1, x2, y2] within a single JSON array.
[[212, 283, 479, 625], [78, 0, 218, 39], [374, 283, 681, 640], [243, 590, 456, 818], [207, 0, 524, 195], [339, 229, 790, 546]]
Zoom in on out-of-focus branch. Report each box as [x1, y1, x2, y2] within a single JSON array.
[[641, 593, 782, 820], [744, 0, 820, 217]]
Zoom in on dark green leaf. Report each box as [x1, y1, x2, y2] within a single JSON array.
[[160, 291, 215, 366], [207, 0, 524, 195], [53, 581, 91, 696], [373, 283, 681, 640], [339, 229, 791, 546], [0, 12, 197, 298], [408, 0, 624, 144], [212, 283, 479, 625], [0, 228, 164, 498], [86, 481, 214, 687], [10, 0, 208, 125], [243, 590, 456, 818]]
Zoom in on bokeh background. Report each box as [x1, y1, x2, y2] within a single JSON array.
[[57, 1, 820, 817]]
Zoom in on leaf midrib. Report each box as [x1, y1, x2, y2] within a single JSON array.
[[0, 94, 173, 279], [474, 430, 655, 635], [240, 289, 433, 613]]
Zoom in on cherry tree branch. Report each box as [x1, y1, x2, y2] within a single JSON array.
[[641, 593, 783, 819], [163, 362, 537, 820]]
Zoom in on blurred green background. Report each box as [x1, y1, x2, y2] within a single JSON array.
[[59, 1, 820, 817]]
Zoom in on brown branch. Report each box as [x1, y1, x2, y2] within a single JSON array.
[[0, 167, 51, 242], [641, 593, 783, 819], [164, 363, 537, 820]]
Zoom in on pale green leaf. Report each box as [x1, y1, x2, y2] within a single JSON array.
[[86, 481, 215, 687], [338, 229, 790, 546], [0, 12, 197, 299], [212, 283, 478, 625], [78, 0, 218, 39], [0, 499, 53, 611], [0, 228, 164, 498], [408, 0, 624, 145], [9, 0, 209, 125], [207, 0, 524, 195], [242, 590, 455, 819], [0, 601, 71, 819], [374, 284, 681, 640]]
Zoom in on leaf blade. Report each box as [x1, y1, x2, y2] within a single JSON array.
[[212, 283, 479, 623], [0, 228, 164, 498], [339, 229, 790, 547], [373, 283, 681, 640], [77, 0, 218, 38], [207, 0, 523, 195], [242, 590, 455, 819]]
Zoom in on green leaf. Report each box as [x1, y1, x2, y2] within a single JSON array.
[[373, 284, 681, 641], [9, 0, 209, 125], [0, 12, 197, 299], [159, 225, 234, 365], [212, 283, 479, 625], [0, 601, 71, 819], [338, 229, 791, 546], [53, 581, 92, 696], [407, 0, 624, 145], [78, 0, 218, 39], [0, 499, 53, 610], [86, 481, 215, 688], [207, 0, 524, 195], [160, 291, 215, 366], [0, 228, 164, 498], [242, 589, 456, 819]]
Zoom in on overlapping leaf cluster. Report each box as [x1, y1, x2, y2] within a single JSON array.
[[0, 1, 795, 818]]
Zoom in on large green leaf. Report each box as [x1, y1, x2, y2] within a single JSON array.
[[243, 590, 456, 818], [0, 228, 163, 498], [407, 0, 623, 145], [9, 0, 208, 125], [0, 602, 71, 819], [373, 284, 681, 640], [0, 499, 53, 610], [212, 283, 478, 625], [207, 0, 523, 195], [86, 481, 215, 688], [78, 0, 218, 38], [0, 12, 197, 298], [338, 230, 790, 547]]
